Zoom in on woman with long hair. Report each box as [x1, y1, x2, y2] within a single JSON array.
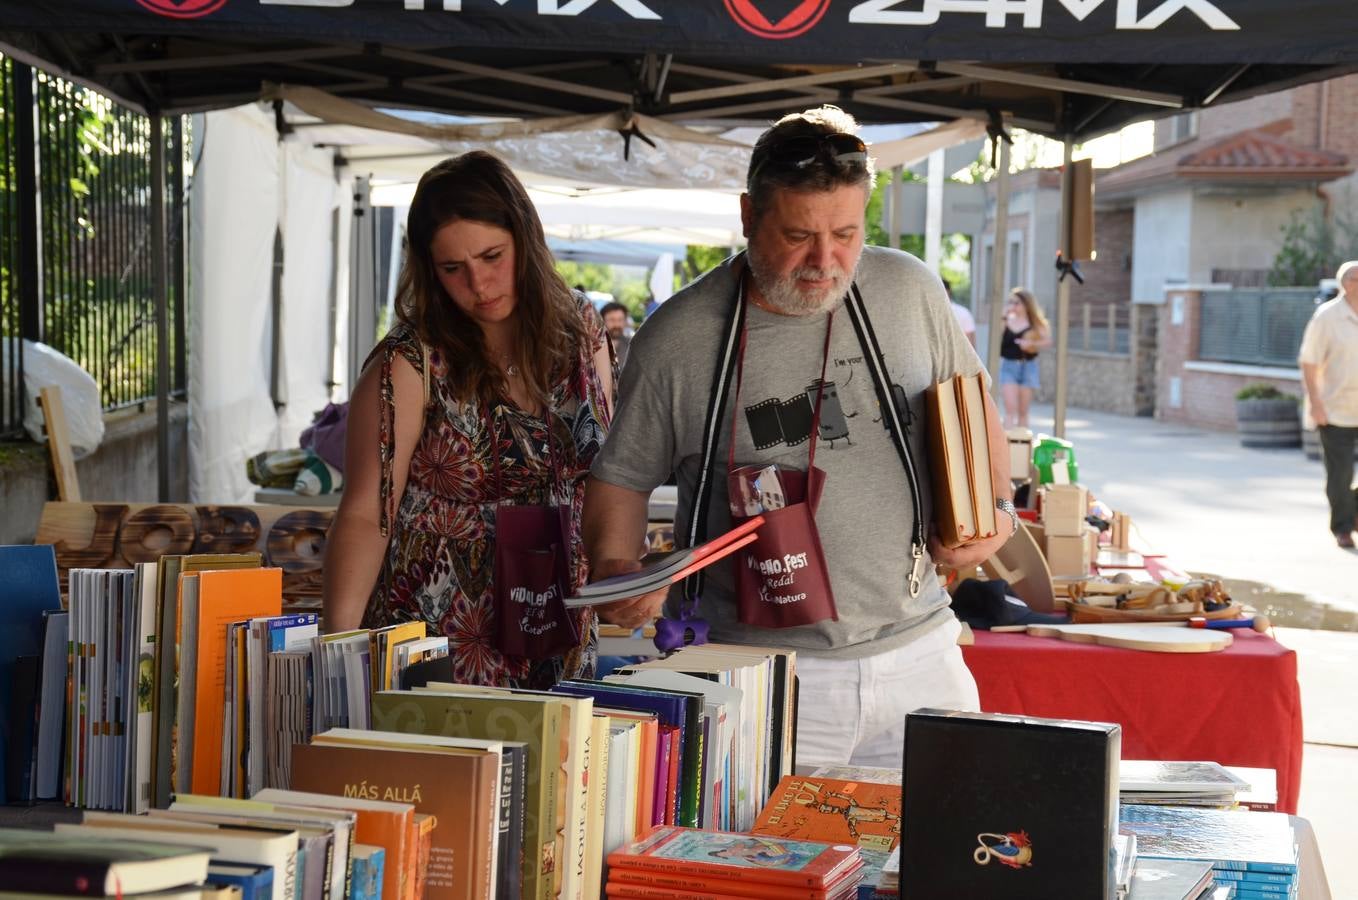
[[322, 151, 615, 688], [998, 287, 1051, 428]]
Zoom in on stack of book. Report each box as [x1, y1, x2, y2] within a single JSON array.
[[1120, 805, 1298, 899], [605, 825, 864, 900], [612, 642, 798, 831], [1119, 760, 1251, 809], [751, 773, 902, 899]]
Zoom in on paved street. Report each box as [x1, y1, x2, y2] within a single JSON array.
[[1025, 402, 1356, 898]]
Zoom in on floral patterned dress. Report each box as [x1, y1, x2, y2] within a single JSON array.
[[361, 299, 612, 689]]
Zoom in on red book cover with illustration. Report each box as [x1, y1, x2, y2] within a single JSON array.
[[607, 825, 860, 889]]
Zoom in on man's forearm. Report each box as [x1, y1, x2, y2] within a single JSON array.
[[1301, 363, 1325, 410], [582, 476, 653, 567], [984, 391, 1012, 500]]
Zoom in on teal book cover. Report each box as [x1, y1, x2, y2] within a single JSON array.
[[0, 545, 62, 806], [608, 825, 860, 888], [350, 845, 386, 900]]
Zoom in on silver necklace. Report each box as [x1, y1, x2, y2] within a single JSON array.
[[496, 351, 519, 378]]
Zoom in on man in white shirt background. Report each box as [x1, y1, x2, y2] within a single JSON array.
[[1299, 260, 1358, 549]]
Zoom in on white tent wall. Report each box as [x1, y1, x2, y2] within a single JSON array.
[[189, 103, 343, 502]]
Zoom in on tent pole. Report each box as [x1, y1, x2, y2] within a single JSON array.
[[151, 113, 171, 502], [889, 164, 903, 251], [1053, 137, 1074, 440], [985, 135, 1010, 379], [925, 148, 944, 273]]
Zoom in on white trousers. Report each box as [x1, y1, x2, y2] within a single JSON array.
[[794, 616, 980, 770]]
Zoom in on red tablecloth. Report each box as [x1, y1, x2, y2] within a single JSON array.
[[961, 629, 1303, 813]]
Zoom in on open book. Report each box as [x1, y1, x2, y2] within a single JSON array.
[[925, 372, 997, 548], [568, 516, 765, 607]]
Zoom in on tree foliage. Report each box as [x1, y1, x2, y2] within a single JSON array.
[[1268, 201, 1358, 287]]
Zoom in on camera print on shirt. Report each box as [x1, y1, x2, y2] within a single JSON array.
[[743, 356, 912, 451]]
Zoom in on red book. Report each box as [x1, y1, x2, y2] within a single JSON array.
[[609, 864, 862, 900], [568, 517, 765, 606], [607, 826, 860, 889], [664, 727, 681, 827]]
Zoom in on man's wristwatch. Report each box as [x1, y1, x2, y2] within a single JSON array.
[[996, 498, 1019, 541]]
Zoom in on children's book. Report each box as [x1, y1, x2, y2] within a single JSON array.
[[607, 825, 860, 889]]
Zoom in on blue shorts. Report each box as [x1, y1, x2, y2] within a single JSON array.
[[999, 357, 1041, 389]]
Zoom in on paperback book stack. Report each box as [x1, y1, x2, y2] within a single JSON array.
[[1120, 805, 1299, 899], [1119, 760, 1251, 809], [605, 825, 864, 900]]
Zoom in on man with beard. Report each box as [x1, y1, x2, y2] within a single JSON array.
[[583, 107, 1014, 768]]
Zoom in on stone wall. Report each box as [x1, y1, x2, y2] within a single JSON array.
[[0, 402, 189, 544], [1036, 304, 1156, 417]]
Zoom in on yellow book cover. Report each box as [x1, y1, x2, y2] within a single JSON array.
[[369, 622, 427, 693], [372, 689, 560, 900], [582, 713, 611, 900]]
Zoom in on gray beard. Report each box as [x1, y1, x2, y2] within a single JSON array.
[[747, 244, 859, 316]]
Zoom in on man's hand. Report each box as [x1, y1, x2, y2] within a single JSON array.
[[1313, 403, 1329, 427], [590, 557, 668, 630], [928, 512, 1018, 572]]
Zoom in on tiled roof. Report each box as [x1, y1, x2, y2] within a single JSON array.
[[1097, 127, 1351, 199], [1178, 128, 1349, 174]]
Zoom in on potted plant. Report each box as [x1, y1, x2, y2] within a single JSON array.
[[1234, 383, 1301, 449]]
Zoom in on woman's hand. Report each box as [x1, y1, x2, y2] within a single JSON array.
[[590, 557, 667, 629]]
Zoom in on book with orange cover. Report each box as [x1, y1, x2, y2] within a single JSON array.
[[290, 741, 498, 900], [190, 567, 283, 796], [607, 826, 860, 890], [751, 775, 901, 855], [924, 373, 997, 549], [254, 786, 415, 900], [603, 710, 658, 834]]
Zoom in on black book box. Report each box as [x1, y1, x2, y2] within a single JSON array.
[[901, 709, 1121, 899]]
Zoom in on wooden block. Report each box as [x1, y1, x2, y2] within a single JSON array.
[[1041, 484, 1087, 536], [39, 386, 81, 502]]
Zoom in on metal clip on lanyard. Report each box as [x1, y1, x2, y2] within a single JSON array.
[[683, 268, 928, 604]]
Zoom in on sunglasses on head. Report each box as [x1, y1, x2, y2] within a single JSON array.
[[751, 132, 869, 180]]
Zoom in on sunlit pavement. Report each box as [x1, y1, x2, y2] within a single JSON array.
[[1021, 403, 1356, 898]]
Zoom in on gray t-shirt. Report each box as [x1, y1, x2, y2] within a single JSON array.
[[592, 246, 984, 659]]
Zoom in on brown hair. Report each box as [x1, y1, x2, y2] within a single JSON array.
[[1008, 287, 1050, 335], [746, 105, 875, 222], [394, 151, 589, 406]]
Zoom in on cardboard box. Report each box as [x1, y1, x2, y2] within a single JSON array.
[[1041, 484, 1088, 537], [1110, 512, 1131, 551], [1006, 428, 1033, 481], [1045, 531, 1092, 577], [902, 709, 1121, 899]]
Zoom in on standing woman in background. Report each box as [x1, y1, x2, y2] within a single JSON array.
[[998, 287, 1051, 428], [322, 151, 616, 689]]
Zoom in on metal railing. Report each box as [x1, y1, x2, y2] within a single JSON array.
[[1, 55, 22, 437], [1069, 302, 1132, 356], [1199, 288, 1316, 368], [1, 56, 187, 439]]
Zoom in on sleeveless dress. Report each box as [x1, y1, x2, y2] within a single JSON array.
[[361, 298, 612, 689]]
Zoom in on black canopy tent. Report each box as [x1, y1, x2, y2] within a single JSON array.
[[3, 0, 1354, 495], [1, 2, 1354, 137]]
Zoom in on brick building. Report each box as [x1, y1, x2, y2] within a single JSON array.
[[972, 73, 1358, 427]]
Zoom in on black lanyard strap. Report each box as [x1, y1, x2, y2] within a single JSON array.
[[683, 268, 927, 606], [845, 284, 926, 597]]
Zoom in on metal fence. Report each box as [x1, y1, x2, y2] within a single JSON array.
[[1, 56, 187, 439], [1199, 288, 1317, 368], [1, 55, 22, 437], [1069, 302, 1132, 356]]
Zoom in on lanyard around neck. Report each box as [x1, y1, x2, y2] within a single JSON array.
[[726, 275, 836, 474]]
